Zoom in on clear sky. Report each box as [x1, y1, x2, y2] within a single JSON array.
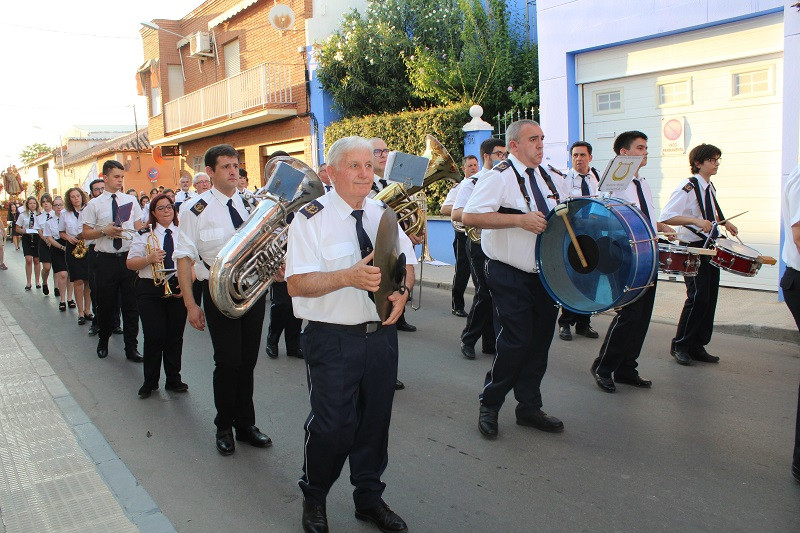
[[0, 0, 202, 165]]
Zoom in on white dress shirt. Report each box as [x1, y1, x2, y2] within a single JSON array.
[[35, 210, 54, 233], [564, 168, 599, 198], [286, 191, 417, 324], [368, 174, 391, 199], [659, 174, 718, 243], [782, 164, 800, 271], [173, 187, 249, 281], [128, 223, 178, 279], [42, 212, 62, 239], [442, 182, 461, 209], [175, 190, 193, 204], [454, 168, 488, 211], [464, 154, 567, 273], [16, 211, 39, 234], [615, 176, 658, 231], [79, 190, 142, 253]]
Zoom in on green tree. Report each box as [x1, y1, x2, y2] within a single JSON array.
[[19, 143, 54, 164]]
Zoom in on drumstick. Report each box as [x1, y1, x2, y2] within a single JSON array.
[[718, 210, 748, 225], [554, 203, 588, 268], [658, 231, 677, 236]]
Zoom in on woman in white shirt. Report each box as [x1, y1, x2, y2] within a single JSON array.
[[60, 187, 92, 325], [43, 196, 69, 311], [35, 193, 54, 296], [15, 196, 41, 290], [126, 193, 188, 399]]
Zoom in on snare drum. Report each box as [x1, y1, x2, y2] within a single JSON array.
[[711, 238, 762, 277], [536, 197, 657, 314], [658, 243, 700, 276]]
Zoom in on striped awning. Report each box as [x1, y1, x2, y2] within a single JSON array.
[[208, 0, 260, 29]]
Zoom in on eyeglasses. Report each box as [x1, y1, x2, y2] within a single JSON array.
[[372, 149, 389, 156], [155, 205, 174, 212], [706, 158, 721, 164], [490, 151, 508, 158]]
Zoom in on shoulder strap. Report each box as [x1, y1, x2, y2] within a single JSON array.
[[507, 164, 532, 209], [709, 182, 725, 221], [538, 166, 561, 203], [688, 177, 706, 219], [590, 167, 600, 181]]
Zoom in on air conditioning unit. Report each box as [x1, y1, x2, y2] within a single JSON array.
[[189, 32, 213, 59]]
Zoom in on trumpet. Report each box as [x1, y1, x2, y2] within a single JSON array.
[[146, 225, 176, 298], [85, 223, 138, 240]]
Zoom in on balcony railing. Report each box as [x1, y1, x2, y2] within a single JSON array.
[[164, 62, 294, 133]]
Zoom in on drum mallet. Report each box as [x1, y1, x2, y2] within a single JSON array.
[[554, 203, 588, 268]]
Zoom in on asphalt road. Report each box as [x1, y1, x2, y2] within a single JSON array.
[[2, 258, 799, 532]]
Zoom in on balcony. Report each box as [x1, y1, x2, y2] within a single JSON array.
[[163, 62, 295, 134]]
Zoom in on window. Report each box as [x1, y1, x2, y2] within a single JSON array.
[[733, 68, 771, 97], [223, 39, 241, 79], [192, 156, 204, 174], [595, 90, 622, 114], [150, 85, 161, 117], [657, 79, 691, 106], [167, 65, 184, 100]]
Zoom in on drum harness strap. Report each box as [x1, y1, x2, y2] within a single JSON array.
[[685, 177, 726, 247], [498, 165, 560, 216]]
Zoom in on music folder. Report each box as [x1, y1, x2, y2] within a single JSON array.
[[266, 162, 306, 201], [597, 155, 644, 193], [384, 151, 428, 189]]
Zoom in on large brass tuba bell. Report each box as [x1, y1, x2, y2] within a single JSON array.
[[374, 135, 461, 237], [209, 157, 324, 318]]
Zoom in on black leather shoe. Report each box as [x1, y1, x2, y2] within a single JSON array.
[[355, 500, 408, 533], [690, 348, 720, 363], [302, 500, 329, 533], [287, 347, 304, 359], [460, 342, 476, 360], [165, 381, 189, 392], [216, 429, 235, 456], [671, 346, 692, 366], [516, 409, 564, 433], [138, 383, 157, 398], [235, 425, 273, 448], [88, 325, 98, 336], [42, 283, 49, 295], [559, 325, 572, 341], [266, 344, 279, 359], [614, 374, 652, 388], [112, 326, 124, 335], [396, 320, 416, 332], [97, 341, 108, 359], [125, 349, 144, 363], [575, 325, 599, 339], [478, 405, 498, 438], [592, 370, 616, 393], [452, 308, 467, 317], [78, 316, 86, 326], [54, 287, 60, 298], [395, 379, 405, 390]]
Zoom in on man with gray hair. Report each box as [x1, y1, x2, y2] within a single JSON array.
[[193, 172, 211, 194], [287, 135, 415, 533], [463, 120, 568, 439]]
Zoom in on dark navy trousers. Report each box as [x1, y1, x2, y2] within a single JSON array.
[[299, 322, 398, 508], [480, 260, 557, 418], [461, 240, 495, 352]]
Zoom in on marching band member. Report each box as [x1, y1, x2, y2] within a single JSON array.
[[16, 196, 41, 290], [452, 138, 507, 360], [318, 163, 333, 192], [462, 120, 567, 437], [36, 193, 54, 296], [61, 187, 92, 325], [80, 160, 144, 362], [175, 144, 272, 456], [9, 202, 22, 251], [266, 263, 303, 359], [780, 162, 800, 483], [592, 131, 674, 392], [660, 143, 737, 366], [190, 172, 212, 306], [558, 141, 600, 341], [43, 196, 69, 311], [237, 168, 256, 214], [286, 136, 415, 533], [440, 155, 477, 318], [127, 193, 188, 399], [174, 175, 193, 211]]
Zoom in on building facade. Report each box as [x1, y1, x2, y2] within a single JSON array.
[[537, 1, 798, 292]]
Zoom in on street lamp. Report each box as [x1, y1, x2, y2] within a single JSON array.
[[140, 21, 188, 39]]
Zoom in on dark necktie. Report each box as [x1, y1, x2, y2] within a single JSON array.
[[632, 179, 653, 230], [351, 210, 374, 302], [324, 185, 332, 192], [525, 168, 549, 213], [227, 198, 244, 229], [28, 213, 34, 228], [110, 194, 122, 250], [162, 228, 174, 269], [379, 179, 388, 190], [704, 185, 719, 239], [580, 174, 590, 196], [46, 213, 51, 221]]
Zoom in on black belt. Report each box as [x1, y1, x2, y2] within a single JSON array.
[[308, 320, 383, 334], [96, 250, 128, 257]]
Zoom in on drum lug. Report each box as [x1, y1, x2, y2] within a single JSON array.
[[624, 282, 655, 292]]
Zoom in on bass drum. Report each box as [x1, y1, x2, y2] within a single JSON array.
[[535, 197, 657, 314]]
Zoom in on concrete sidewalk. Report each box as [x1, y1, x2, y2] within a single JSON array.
[[416, 262, 800, 345], [0, 299, 174, 533]]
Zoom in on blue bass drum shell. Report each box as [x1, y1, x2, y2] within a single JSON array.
[[535, 197, 657, 314]]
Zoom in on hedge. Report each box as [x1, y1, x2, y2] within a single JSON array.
[[323, 103, 470, 214]]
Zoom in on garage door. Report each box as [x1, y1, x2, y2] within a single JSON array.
[[577, 16, 783, 291]]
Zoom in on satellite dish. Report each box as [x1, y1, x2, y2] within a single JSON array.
[[152, 146, 166, 165], [269, 3, 295, 31]]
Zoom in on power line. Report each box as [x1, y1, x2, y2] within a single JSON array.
[[0, 22, 138, 40]]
